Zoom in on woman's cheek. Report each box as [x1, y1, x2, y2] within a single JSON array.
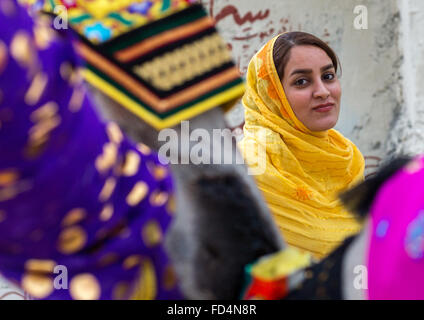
[[296, 92, 312, 114], [286, 89, 311, 118], [330, 82, 342, 101]]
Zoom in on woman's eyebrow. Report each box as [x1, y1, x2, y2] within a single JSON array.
[[290, 68, 312, 76], [290, 64, 334, 77], [321, 64, 335, 72]]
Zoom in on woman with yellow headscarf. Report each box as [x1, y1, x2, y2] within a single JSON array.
[[239, 32, 365, 259]]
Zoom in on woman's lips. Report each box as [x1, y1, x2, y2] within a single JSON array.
[[313, 103, 334, 113]]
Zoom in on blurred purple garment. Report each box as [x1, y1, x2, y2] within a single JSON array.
[[0, 0, 182, 300]]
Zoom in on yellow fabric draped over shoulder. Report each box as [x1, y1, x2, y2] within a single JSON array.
[[238, 35, 365, 259]]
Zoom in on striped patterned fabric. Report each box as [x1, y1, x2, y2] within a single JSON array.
[[21, 0, 245, 129]]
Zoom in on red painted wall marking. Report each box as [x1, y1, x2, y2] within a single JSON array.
[[214, 5, 270, 25]]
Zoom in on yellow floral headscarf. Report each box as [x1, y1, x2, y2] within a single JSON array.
[[238, 35, 365, 259]]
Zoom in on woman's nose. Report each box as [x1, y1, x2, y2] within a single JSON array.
[[313, 80, 330, 99]]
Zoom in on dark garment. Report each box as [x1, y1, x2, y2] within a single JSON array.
[[285, 236, 355, 300]]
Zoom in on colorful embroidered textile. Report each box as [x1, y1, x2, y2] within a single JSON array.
[[20, 0, 245, 129], [367, 156, 424, 299], [242, 236, 356, 300], [0, 1, 181, 299], [238, 35, 365, 259], [242, 246, 311, 300], [23, 0, 198, 43]]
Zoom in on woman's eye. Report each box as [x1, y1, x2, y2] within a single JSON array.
[[323, 73, 335, 81], [294, 78, 308, 86]]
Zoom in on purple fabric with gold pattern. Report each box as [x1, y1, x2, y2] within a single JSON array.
[[0, 0, 181, 300]]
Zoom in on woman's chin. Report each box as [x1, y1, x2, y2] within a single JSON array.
[[307, 117, 339, 132]]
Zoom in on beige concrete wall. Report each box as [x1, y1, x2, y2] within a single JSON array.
[[387, 0, 424, 157]]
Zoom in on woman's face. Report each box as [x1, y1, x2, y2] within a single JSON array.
[[281, 45, 341, 132]]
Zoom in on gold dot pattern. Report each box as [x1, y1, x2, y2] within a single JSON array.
[[136, 143, 151, 155], [98, 177, 117, 202], [10, 30, 34, 68], [61, 208, 86, 227], [149, 190, 169, 207], [68, 86, 85, 112], [121, 150, 141, 177], [30, 100, 58, 122], [57, 226, 87, 254], [33, 17, 56, 50], [70, 273, 101, 300], [113, 281, 130, 300], [122, 255, 143, 270], [28, 102, 61, 143], [68, 67, 84, 86], [0, 186, 19, 202], [25, 72, 48, 106], [0, 180, 31, 201], [141, 220, 162, 247], [126, 181, 149, 206], [153, 165, 168, 180], [130, 259, 157, 300], [163, 265, 177, 290], [106, 122, 123, 145], [23, 136, 48, 159], [147, 161, 168, 180], [28, 114, 61, 142], [99, 204, 114, 221], [60, 61, 73, 82], [95, 142, 118, 174], [97, 252, 119, 267], [0, 169, 19, 187], [21, 273, 54, 299], [166, 195, 176, 215], [25, 259, 56, 274]]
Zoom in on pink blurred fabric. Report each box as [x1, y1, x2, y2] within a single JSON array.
[[367, 156, 424, 299]]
